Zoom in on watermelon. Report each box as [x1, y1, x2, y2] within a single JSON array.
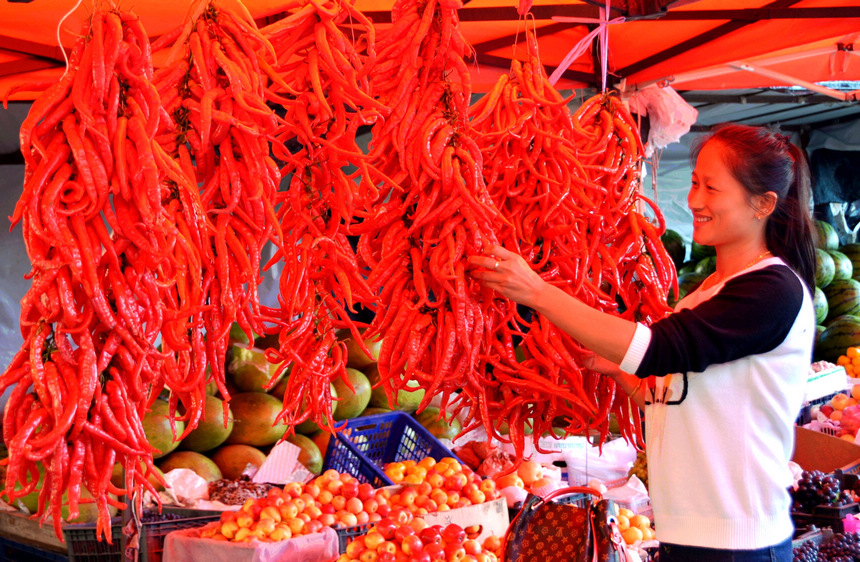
[[660, 229, 686, 269], [677, 260, 698, 276], [694, 256, 717, 276], [816, 220, 840, 250], [815, 249, 836, 289], [691, 242, 716, 261], [669, 272, 708, 306], [823, 278, 860, 323], [813, 287, 829, 325], [839, 243, 860, 281], [828, 250, 854, 281], [816, 314, 860, 363]]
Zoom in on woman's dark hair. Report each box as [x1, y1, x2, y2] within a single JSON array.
[[690, 124, 816, 290]]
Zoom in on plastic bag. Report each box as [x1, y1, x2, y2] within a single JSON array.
[[563, 437, 638, 487], [627, 85, 698, 157]]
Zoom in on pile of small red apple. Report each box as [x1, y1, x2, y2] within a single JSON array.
[[200, 469, 397, 542], [383, 456, 500, 517], [336, 516, 502, 562]]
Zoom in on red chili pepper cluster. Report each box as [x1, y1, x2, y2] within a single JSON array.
[[469, 31, 676, 449], [353, 0, 510, 431], [258, 0, 387, 432], [152, 3, 284, 426], [1, 10, 189, 541]]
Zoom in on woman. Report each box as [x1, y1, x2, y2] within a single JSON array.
[[470, 124, 816, 561]]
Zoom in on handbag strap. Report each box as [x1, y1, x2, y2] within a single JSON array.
[[534, 485, 603, 506]]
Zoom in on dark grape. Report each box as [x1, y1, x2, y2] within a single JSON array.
[[792, 470, 843, 512], [793, 538, 819, 562], [139, 509, 184, 523], [819, 532, 860, 562]]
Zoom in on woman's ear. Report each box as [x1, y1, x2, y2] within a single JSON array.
[[754, 191, 778, 219]]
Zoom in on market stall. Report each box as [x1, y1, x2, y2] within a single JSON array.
[[0, 1, 859, 561]]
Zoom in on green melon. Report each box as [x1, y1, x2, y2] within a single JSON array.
[[415, 407, 462, 441], [690, 242, 716, 262], [332, 368, 372, 421], [813, 287, 829, 325], [828, 250, 854, 281], [143, 398, 185, 459], [694, 256, 717, 276], [179, 394, 233, 453], [815, 249, 836, 289], [816, 220, 840, 250], [840, 243, 860, 282], [670, 272, 708, 307], [817, 315, 860, 363], [677, 260, 698, 276], [823, 278, 860, 323], [226, 392, 289, 446], [660, 229, 686, 269]]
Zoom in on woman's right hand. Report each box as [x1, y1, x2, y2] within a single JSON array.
[[467, 244, 547, 309]]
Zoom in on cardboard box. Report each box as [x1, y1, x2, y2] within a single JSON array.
[[421, 497, 509, 543], [792, 426, 860, 474]]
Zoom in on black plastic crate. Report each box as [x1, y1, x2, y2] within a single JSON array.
[[138, 507, 221, 562], [0, 535, 69, 562], [335, 522, 373, 553], [62, 519, 123, 562]]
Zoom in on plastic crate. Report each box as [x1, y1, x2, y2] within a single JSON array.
[[322, 412, 462, 487], [335, 522, 372, 553], [0, 535, 68, 562], [62, 519, 123, 562], [138, 507, 221, 562]]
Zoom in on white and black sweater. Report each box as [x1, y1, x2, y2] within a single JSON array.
[[619, 257, 815, 549]]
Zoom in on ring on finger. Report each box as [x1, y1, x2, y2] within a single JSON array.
[[494, 261, 500, 270]]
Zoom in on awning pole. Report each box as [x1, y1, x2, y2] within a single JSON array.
[[728, 62, 850, 101]]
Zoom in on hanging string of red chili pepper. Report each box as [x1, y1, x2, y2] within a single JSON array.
[[256, 0, 390, 433], [469, 30, 676, 450], [152, 1, 285, 432], [353, 0, 515, 442], [0, 9, 197, 541]]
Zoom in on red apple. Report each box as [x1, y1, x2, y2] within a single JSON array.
[[401, 534, 424, 555], [424, 543, 446, 561], [376, 518, 398, 541], [419, 526, 443, 546], [441, 523, 466, 545]]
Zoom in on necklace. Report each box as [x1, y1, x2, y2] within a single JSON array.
[[702, 250, 772, 291]]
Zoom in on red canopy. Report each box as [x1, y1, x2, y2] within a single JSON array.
[[0, 0, 858, 97]]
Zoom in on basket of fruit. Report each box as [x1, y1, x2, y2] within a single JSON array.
[[322, 412, 462, 487]]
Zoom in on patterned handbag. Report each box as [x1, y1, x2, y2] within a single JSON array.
[[503, 486, 630, 562]]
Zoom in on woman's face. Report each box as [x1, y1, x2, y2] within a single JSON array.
[[687, 140, 759, 249]]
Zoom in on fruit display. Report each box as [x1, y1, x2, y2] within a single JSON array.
[[200, 469, 397, 542], [628, 450, 649, 490], [383, 457, 500, 514], [336, 517, 502, 562], [616, 508, 656, 544], [793, 538, 819, 562], [791, 470, 856, 513], [818, 532, 860, 561]]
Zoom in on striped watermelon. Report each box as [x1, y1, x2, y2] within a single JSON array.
[[828, 250, 854, 281], [840, 243, 860, 282], [816, 314, 860, 363], [816, 220, 840, 250], [813, 287, 829, 325], [815, 249, 836, 289], [824, 278, 860, 323]]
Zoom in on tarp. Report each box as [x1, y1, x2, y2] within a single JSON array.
[[0, 0, 858, 96]]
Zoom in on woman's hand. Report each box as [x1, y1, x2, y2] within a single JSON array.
[[468, 244, 547, 309], [582, 351, 623, 380]]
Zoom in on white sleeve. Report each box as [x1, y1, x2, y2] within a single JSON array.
[[619, 322, 652, 375]]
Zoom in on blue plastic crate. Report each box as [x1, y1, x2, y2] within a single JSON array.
[[322, 412, 462, 487]]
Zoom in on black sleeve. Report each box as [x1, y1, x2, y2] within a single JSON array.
[[636, 265, 805, 377]]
